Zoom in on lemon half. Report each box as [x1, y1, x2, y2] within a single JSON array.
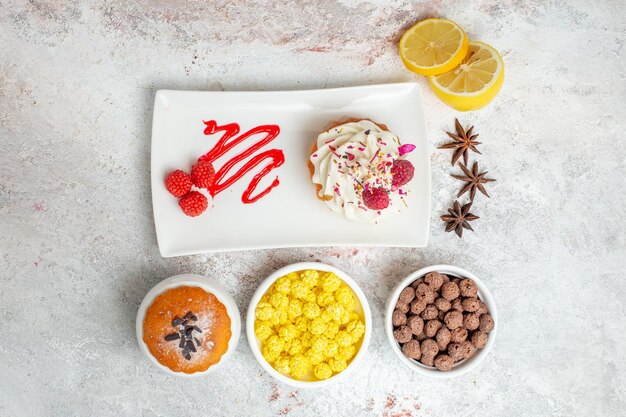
[[429, 41, 505, 111], [399, 18, 469, 76]]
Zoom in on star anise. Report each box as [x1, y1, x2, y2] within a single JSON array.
[[438, 119, 482, 166], [451, 162, 496, 201], [441, 201, 479, 238]]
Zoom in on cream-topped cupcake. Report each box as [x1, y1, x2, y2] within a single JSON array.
[[309, 119, 415, 224]]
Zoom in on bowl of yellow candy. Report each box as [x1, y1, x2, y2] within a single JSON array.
[[246, 262, 372, 388]]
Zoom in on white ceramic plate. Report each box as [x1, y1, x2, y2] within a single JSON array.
[[151, 83, 430, 256]]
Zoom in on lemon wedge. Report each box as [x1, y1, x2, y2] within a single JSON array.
[[429, 41, 505, 111], [399, 18, 469, 76]]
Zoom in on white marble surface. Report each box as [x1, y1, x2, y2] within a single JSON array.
[[1, 1, 625, 416]]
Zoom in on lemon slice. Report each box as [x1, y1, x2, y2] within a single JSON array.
[[429, 41, 505, 111], [399, 18, 469, 76]]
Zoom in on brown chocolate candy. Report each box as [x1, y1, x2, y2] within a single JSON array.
[[393, 325, 412, 343], [421, 304, 439, 320], [407, 315, 424, 335], [410, 297, 427, 315], [441, 282, 460, 301], [416, 283, 436, 304], [395, 300, 409, 314], [415, 331, 428, 342], [463, 313, 480, 331], [479, 314, 495, 333], [424, 320, 443, 338], [401, 339, 421, 360], [410, 278, 423, 289], [435, 297, 452, 312], [436, 327, 451, 351], [476, 300, 489, 315], [424, 272, 445, 291], [459, 340, 476, 359], [420, 339, 439, 357], [392, 309, 407, 327], [398, 287, 416, 304], [462, 297, 480, 312], [434, 354, 454, 371], [459, 278, 478, 297], [471, 331, 488, 349], [420, 354, 434, 367], [444, 310, 463, 330], [451, 298, 464, 311], [450, 327, 468, 343]]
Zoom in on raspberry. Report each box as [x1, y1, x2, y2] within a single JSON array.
[[178, 191, 208, 217], [164, 170, 192, 198], [391, 159, 415, 190], [191, 160, 216, 189], [362, 187, 390, 210]]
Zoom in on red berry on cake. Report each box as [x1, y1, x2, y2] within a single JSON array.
[[362, 187, 390, 210], [191, 160, 216, 190], [391, 159, 415, 190], [164, 170, 193, 198], [178, 191, 208, 217]]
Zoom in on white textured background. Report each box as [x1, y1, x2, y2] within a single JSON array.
[[1, 1, 625, 416]]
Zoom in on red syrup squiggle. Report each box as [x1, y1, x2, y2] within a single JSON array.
[[199, 120, 285, 204]]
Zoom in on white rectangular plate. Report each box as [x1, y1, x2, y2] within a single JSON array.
[[151, 83, 430, 256]]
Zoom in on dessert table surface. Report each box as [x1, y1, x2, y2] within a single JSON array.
[[1, 1, 624, 416]]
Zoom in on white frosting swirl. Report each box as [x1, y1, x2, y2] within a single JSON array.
[[310, 120, 408, 224]]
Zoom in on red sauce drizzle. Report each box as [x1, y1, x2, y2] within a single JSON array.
[[199, 120, 285, 204]]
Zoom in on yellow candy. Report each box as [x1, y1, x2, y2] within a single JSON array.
[[308, 318, 327, 335], [289, 355, 310, 378], [255, 305, 274, 321], [278, 324, 298, 342], [294, 316, 309, 333], [305, 290, 317, 303], [311, 335, 328, 353], [325, 302, 346, 323], [324, 321, 339, 339], [340, 309, 351, 325], [303, 302, 321, 319], [314, 362, 333, 380], [336, 345, 356, 361], [336, 330, 352, 347], [270, 292, 289, 310], [286, 272, 300, 281], [319, 310, 333, 323], [325, 340, 339, 358], [287, 299, 303, 320], [300, 331, 312, 347], [254, 321, 273, 341], [270, 310, 288, 326], [300, 270, 319, 288], [335, 286, 355, 309], [273, 277, 291, 294], [328, 358, 347, 373], [262, 345, 280, 362], [288, 339, 304, 356], [321, 272, 341, 293], [346, 320, 365, 342], [274, 354, 291, 374], [349, 312, 361, 322], [316, 291, 335, 307], [306, 348, 325, 365], [265, 335, 284, 352], [291, 280, 308, 299]]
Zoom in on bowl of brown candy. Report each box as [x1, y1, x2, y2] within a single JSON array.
[[385, 265, 497, 378]]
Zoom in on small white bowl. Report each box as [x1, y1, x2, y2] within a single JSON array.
[[136, 274, 241, 377], [385, 265, 497, 378], [246, 262, 372, 388]]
